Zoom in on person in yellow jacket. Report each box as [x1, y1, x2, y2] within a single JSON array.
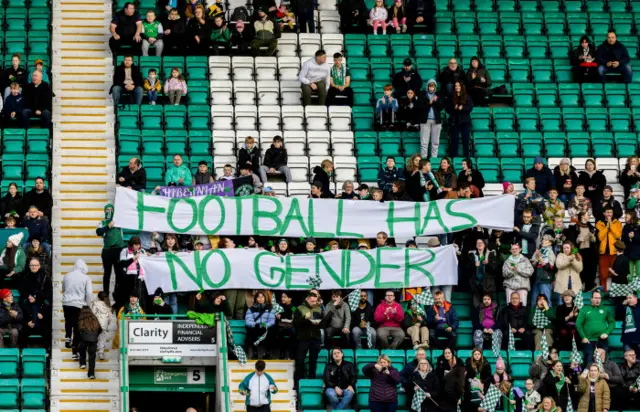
[[595, 206, 622, 291], [112, 292, 146, 349], [143, 69, 162, 105]]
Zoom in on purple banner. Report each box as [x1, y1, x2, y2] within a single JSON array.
[[158, 181, 234, 198]]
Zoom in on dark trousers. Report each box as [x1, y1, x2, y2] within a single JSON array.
[[580, 248, 598, 290], [369, 400, 398, 412], [450, 122, 470, 157], [325, 327, 349, 348], [20, 325, 50, 349], [429, 328, 457, 349], [101, 247, 121, 296], [504, 328, 533, 350], [109, 35, 141, 56], [247, 406, 271, 412], [296, 8, 315, 33], [327, 87, 354, 107], [469, 87, 488, 107], [583, 338, 608, 364], [62, 305, 81, 352], [79, 340, 97, 375], [21, 109, 51, 129], [294, 338, 321, 383]]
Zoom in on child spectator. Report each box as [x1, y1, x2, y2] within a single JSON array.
[[163, 68, 187, 105], [276, 4, 296, 31], [77, 306, 102, 379], [141, 10, 164, 56], [230, 20, 252, 56], [531, 234, 556, 305], [4, 216, 16, 229], [194, 160, 214, 184], [27, 59, 49, 84], [3, 54, 25, 100], [398, 89, 420, 130], [375, 84, 398, 130], [89, 291, 111, 360], [143, 69, 161, 105], [239, 162, 263, 194], [419, 159, 440, 201], [372, 188, 384, 201], [3, 83, 23, 124], [218, 164, 234, 180], [209, 15, 230, 55], [237, 136, 261, 176], [387, 0, 406, 33], [369, 0, 388, 34], [23, 206, 50, 255], [260, 135, 292, 183], [524, 378, 541, 411], [162, 8, 185, 54], [311, 159, 335, 197]]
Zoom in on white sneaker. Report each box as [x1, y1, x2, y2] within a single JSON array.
[[413, 344, 419, 350], [80, 364, 87, 369], [174, 103, 179, 106], [72, 354, 79, 360], [98, 352, 105, 360], [150, 101, 156, 105]]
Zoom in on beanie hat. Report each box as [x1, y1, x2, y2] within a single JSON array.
[[502, 182, 512, 193], [534, 156, 545, 165], [496, 357, 505, 369], [305, 237, 317, 245], [0, 289, 11, 300], [8, 232, 23, 247]]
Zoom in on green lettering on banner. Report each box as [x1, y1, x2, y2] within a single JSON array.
[[136, 191, 167, 230], [374, 248, 403, 289], [198, 250, 231, 288], [252, 197, 283, 236], [253, 252, 286, 287], [445, 200, 478, 232], [167, 197, 197, 233], [307, 199, 335, 238], [315, 253, 344, 288], [420, 201, 450, 234], [167, 252, 201, 290], [345, 250, 375, 287], [403, 248, 435, 286], [280, 197, 310, 237], [385, 201, 421, 238], [335, 200, 363, 238], [197, 196, 225, 234], [233, 197, 243, 235], [285, 254, 310, 289]]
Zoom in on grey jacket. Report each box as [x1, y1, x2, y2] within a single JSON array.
[[502, 254, 534, 291], [62, 259, 93, 308], [602, 358, 624, 388], [324, 301, 351, 330]]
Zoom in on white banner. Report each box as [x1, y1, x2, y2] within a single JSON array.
[[114, 187, 515, 238], [139, 246, 458, 293]]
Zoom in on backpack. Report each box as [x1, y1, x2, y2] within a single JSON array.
[[230, 6, 249, 22]]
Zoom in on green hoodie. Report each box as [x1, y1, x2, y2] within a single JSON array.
[[96, 204, 124, 249], [165, 165, 194, 186], [576, 304, 615, 341]]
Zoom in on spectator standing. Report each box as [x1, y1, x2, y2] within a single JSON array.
[[327, 53, 353, 107], [113, 292, 146, 350], [291, 0, 315, 32], [472, 293, 501, 348], [186, 5, 210, 55], [566, 211, 598, 290], [275, 291, 295, 359], [338, 0, 368, 32], [323, 348, 357, 410], [513, 209, 539, 260], [351, 290, 377, 349], [465, 57, 491, 106], [531, 235, 556, 305], [516, 178, 545, 221], [547, 290, 580, 351], [400, 348, 428, 398], [554, 241, 584, 299], [593, 185, 622, 222], [620, 349, 640, 408], [464, 348, 491, 410], [446, 81, 473, 157], [540, 360, 574, 412], [252, 8, 279, 56], [553, 158, 579, 206], [111, 56, 143, 106], [165, 154, 193, 186], [439, 58, 466, 95], [571, 36, 598, 83], [293, 292, 323, 382], [525, 157, 555, 197], [323, 290, 351, 348], [21, 71, 51, 129], [403, 299, 429, 349], [0, 289, 22, 348], [576, 290, 615, 363], [374, 289, 405, 349], [260, 135, 292, 183], [596, 30, 632, 83], [622, 210, 640, 279], [239, 360, 279, 412], [363, 355, 402, 412], [530, 295, 554, 350], [620, 156, 640, 200], [164, 68, 187, 105], [439, 362, 465, 412], [2, 54, 26, 99], [117, 237, 147, 309], [3, 82, 24, 125], [245, 291, 275, 359], [568, 184, 592, 221], [90, 291, 112, 360], [109, 3, 143, 55], [426, 290, 458, 348], [299, 50, 330, 106], [595, 206, 622, 291], [620, 293, 640, 355], [501, 291, 532, 349], [578, 159, 606, 205], [117, 157, 146, 191], [595, 348, 624, 409], [141, 10, 163, 56], [577, 365, 611, 412], [61, 259, 92, 358], [392, 59, 423, 98], [96, 203, 123, 299], [417, 79, 443, 158], [77, 306, 102, 379], [377, 156, 404, 195]]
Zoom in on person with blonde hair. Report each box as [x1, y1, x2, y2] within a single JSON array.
[[577, 364, 610, 412], [363, 354, 402, 412], [537, 396, 562, 412]]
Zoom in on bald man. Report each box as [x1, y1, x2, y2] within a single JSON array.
[[21, 70, 51, 129], [185, 408, 197, 412]]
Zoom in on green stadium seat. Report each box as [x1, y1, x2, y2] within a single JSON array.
[[367, 35, 389, 57], [485, 58, 506, 83], [370, 58, 392, 82], [553, 59, 573, 82], [481, 36, 502, 59], [493, 107, 515, 132], [589, 13, 611, 37], [390, 35, 412, 57], [0, 379, 19, 409], [496, 132, 519, 157], [162, 56, 185, 80], [543, 132, 566, 156], [591, 132, 614, 157], [402, 132, 421, 154], [504, 36, 525, 59], [165, 131, 187, 155], [117, 106, 140, 129], [527, 36, 548, 59], [516, 108, 539, 132], [451, 0, 471, 11], [356, 349, 379, 378], [458, 320, 473, 346], [0, 349, 19, 378], [609, 108, 631, 132], [356, 379, 372, 408], [521, 132, 544, 157], [614, 132, 638, 157], [26, 154, 49, 180], [187, 80, 209, 105], [348, 57, 370, 81], [22, 348, 46, 378], [612, 14, 633, 36], [381, 349, 405, 367], [379, 132, 401, 156], [477, 13, 498, 35], [566, 13, 588, 36], [416, 58, 438, 81], [604, 83, 627, 107], [345, 34, 367, 57], [501, 158, 524, 181], [540, 1, 560, 12], [508, 59, 530, 83], [298, 379, 324, 410], [352, 107, 374, 131], [562, 108, 585, 132], [26, 129, 49, 154], [473, 132, 496, 157], [586, 108, 608, 132], [567, 132, 591, 157], [186, 56, 208, 80], [618, 36, 638, 59], [165, 105, 187, 130], [358, 156, 380, 181], [434, 12, 454, 34], [2, 155, 24, 180], [3, 130, 25, 154], [413, 35, 434, 58], [512, 84, 534, 107], [496, 0, 516, 12], [454, 12, 476, 35], [531, 59, 553, 83], [435, 34, 457, 58], [118, 129, 141, 155], [522, 12, 543, 36], [582, 84, 604, 108], [187, 105, 210, 130], [458, 35, 480, 62], [470, 107, 491, 132], [536, 83, 558, 107]]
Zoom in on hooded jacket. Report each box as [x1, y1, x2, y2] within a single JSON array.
[[90, 299, 112, 333], [23, 215, 48, 244], [502, 254, 534, 291], [61, 259, 93, 308], [237, 144, 261, 174], [263, 144, 288, 169], [465, 61, 492, 90], [97, 204, 124, 249], [524, 163, 555, 196], [416, 79, 444, 124], [577, 375, 610, 412], [392, 67, 423, 97], [596, 39, 631, 66]]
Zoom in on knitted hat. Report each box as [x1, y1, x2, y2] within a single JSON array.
[[8, 232, 23, 247], [502, 182, 512, 193], [534, 156, 545, 165], [305, 237, 317, 246], [496, 357, 505, 369], [0, 289, 11, 300], [34, 59, 43, 66]]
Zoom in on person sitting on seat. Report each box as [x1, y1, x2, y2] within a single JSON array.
[[375, 84, 398, 130], [374, 289, 405, 349], [259, 135, 292, 183], [117, 157, 146, 191], [230, 20, 252, 56], [299, 49, 330, 106], [426, 289, 459, 348], [472, 293, 501, 349], [2, 53, 26, 100], [111, 55, 143, 106], [368, 0, 388, 34], [392, 59, 423, 98], [141, 10, 164, 56], [21, 70, 51, 129], [327, 53, 353, 107], [3, 82, 24, 126], [165, 154, 193, 186], [571, 35, 598, 83], [209, 15, 230, 55], [252, 8, 279, 57], [596, 30, 633, 83], [323, 348, 357, 410], [109, 2, 143, 56], [338, 0, 368, 33], [405, 0, 434, 33], [161, 8, 185, 54], [0, 289, 22, 348]]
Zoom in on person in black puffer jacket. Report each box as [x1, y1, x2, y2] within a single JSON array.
[[312, 159, 335, 197], [539, 360, 574, 412], [260, 135, 292, 183], [78, 306, 103, 379], [363, 355, 402, 410]]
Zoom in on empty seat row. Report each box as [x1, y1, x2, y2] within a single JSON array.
[[116, 105, 210, 131]]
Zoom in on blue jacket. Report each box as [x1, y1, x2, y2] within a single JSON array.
[[3, 93, 24, 117], [23, 216, 48, 243], [239, 371, 278, 406], [375, 95, 398, 113], [377, 166, 404, 193], [596, 40, 630, 65], [245, 305, 276, 328], [426, 302, 459, 330]]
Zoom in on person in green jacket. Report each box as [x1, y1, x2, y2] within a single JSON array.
[[239, 360, 278, 411], [209, 15, 230, 55], [1, 231, 25, 285], [576, 289, 615, 364], [96, 203, 124, 297], [165, 154, 194, 186]]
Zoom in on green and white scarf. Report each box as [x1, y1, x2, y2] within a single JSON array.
[[532, 307, 550, 329], [625, 305, 637, 333], [331, 64, 347, 86], [125, 302, 142, 316]]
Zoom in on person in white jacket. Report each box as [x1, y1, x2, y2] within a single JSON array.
[[62, 259, 93, 359], [502, 243, 535, 306], [90, 291, 112, 359]]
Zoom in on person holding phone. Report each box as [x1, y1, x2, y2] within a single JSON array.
[[620, 156, 640, 200], [148, 288, 172, 318]]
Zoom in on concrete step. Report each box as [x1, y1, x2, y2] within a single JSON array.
[[54, 89, 110, 98], [50, 395, 119, 412]]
